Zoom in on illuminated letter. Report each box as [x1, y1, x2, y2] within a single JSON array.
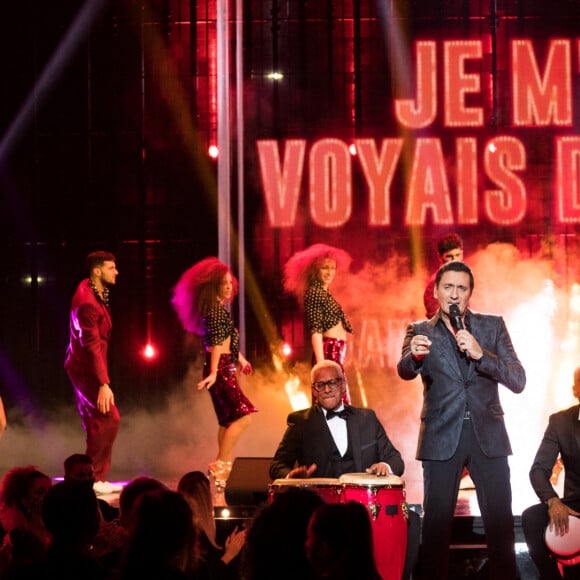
[[355, 138, 403, 226], [444, 41, 484, 127], [405, 138, 454, 225], [394, 41, 437, 128], [310, 139, 352, 228], [357, 319, 385, 369], [456, 138, 479, 224], [483, 136, 527, 225], [555, 136, 580, 223], [511, 39, 572, 126], [257, 139, 306, 227]]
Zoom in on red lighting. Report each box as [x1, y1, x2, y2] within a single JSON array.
[[349, 144, 357, 156], [208, 145, 219, 159], [281, 342, 292, 358], [143, 343, 157, 360]]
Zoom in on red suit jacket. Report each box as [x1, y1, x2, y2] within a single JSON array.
[[64, 279, 111, 387]]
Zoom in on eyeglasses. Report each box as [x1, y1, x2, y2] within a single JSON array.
[[311, 378, 343, 392]]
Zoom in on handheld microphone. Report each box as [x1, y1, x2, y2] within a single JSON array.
[[449, 304, 470, 359], [449, 304, 464, 331]]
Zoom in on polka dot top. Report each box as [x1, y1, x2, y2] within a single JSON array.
[[304, 280, 353, 335], [201, 302, 240, 359]]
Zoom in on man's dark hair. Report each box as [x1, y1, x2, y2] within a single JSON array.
[[64, 453, 92, 477], [437, 233, 463, 257], [86, 251, 115, 274], [435, 260, 474, 290]]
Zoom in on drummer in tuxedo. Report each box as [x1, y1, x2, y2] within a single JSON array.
[[269, 359, 419, 579], [522, 367, 580, 580]]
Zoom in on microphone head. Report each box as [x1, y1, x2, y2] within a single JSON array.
[[449, 303, 463, 331], [449, 304, 460, 318]]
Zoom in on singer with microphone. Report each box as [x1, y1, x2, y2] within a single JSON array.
[[397, 260, 526, 580]]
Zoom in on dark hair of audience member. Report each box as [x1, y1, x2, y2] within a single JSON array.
[[305, 501, 381, 580], [0, 466, 52, 575], [178, 471, 219, 549], [118, 489, 200, 580], [240, 487, 325, 580], [118, 475, 168, 530]]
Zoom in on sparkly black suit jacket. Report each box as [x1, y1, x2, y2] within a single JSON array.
[[397, 309, 526, 461]]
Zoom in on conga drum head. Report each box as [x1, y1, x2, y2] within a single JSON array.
[[338, 472, 404, 488], [545, 515, 580, 559], [271, 477, 341, 487]]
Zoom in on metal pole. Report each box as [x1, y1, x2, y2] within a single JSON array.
[[217, 0, 231, 264], [235, 0, 246, 353]]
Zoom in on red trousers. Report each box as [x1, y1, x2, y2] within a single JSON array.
[[67, 371, 120, 482]]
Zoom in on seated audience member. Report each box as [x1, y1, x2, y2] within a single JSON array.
[[178, 470, 245, 579], [100, 475, 169, 576], [9, 480, 107, 580], [116, 489, 201, 580], [0, 466, 52, 576], [269, 360, 419, 579], [240, 486, 325, 580], [64, 453, 118, 521], [306, 501, 381, 580], [522, 367, 580, 580]]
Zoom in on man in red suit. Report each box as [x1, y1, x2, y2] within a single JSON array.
[[65, 251, 121, 493]]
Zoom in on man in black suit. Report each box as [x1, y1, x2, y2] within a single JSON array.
[[270, 360, 404, 480], [397, 260, 526, 580], [270, 360, 419, 579], [522, 367, 580, 580]]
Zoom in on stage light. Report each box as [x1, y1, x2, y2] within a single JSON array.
[[349, 143, 357, 156], [21, 275, 46, 286], [142, 343, 157, 360], [266, 71, 283, 80], [216, 507, 231, 518], [281, 342, 292, 358], [487, 141, 497, 153], [208, 145, 219, 158]]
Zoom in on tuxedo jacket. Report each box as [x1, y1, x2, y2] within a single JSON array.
[[397, 309, 526, 461], [64, 279, 112, 387], [530, 404, 580, 504], [269, 405, 404, 480]]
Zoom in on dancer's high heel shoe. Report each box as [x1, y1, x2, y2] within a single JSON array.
[[208, 460, 233, 506]]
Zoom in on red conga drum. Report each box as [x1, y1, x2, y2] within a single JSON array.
[[339, 473, 408, 580], [268, 478, 343, 504], [545, 515, 580, 574]]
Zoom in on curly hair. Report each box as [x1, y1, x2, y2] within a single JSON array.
[[283, 244, 352, 302], [171, 257, 238, 335], [0, 466, 50, 512]]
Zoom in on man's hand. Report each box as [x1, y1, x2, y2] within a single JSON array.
[[409, 334, 431, 359], [97, 384, 114, 414], [454, 329, 483, 360], [287, 464, 317, 479], [366, 462, 391, 476], [548, 497, 580, 536]]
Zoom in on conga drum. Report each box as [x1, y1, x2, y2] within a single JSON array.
[[339, 473, 408, 580], [268, 478, 343, 504], [545, 515, 580, 572]]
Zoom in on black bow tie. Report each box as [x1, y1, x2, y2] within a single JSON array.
[[326, 408, 350, 421]]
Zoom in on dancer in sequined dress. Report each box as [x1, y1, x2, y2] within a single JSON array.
[[284, 244, 353, 404], [172, 258, 258, 502]]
